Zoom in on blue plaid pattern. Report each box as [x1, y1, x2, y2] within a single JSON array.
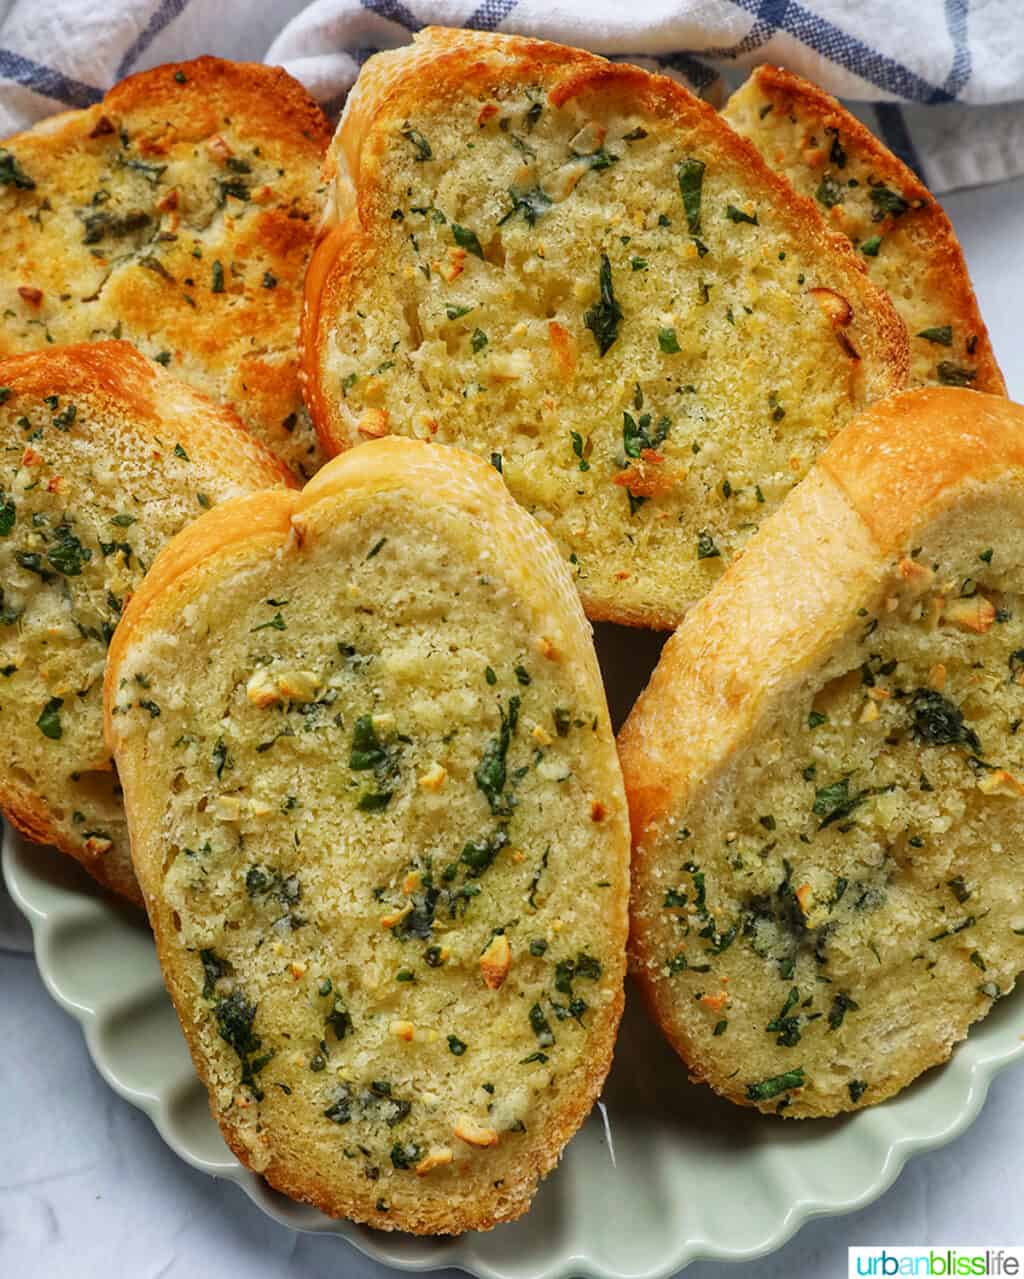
[[0, 0, 1019, 194]]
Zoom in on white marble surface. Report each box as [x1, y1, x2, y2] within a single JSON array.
[[3, 175, 1024, 1278]]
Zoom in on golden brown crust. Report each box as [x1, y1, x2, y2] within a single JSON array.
[[1, 58, 331, 477], [302, 27, 908, 463], [104, 57, 331, 155], [0, 342, 292, 904], [106, 437, 629, 1232], [818, 386, 1024, 549], [726, 65, 1005, 396], [3, 782, 138, 901], [0, 342, 295, 490], [621, 387, 1024, 1116]]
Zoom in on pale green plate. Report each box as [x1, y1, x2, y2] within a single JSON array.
[[6, 822, 1023, 1276]]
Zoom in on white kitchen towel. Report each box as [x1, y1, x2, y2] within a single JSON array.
[[0, 0, 1022, 194]]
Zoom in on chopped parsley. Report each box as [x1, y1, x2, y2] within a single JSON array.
[[910, 688, 981, 752], [570, 431, 590, 471], [746, 1067, 805, 1102], [474, 696, 520, 815], [766, 986, 802, 1047], [452, 224, 484, 259], [812, 776, 878, 828], [677, 158, 705, 234], [827, 992, 859, 1031], [583, 254, 622, 356], [528, 1003, 554, 1047], [696, 531, 720, 560], [917, 325, 953, 346], [250, 611, 286, 632], [47, 524, 91, 577], [213, 987, 271, 1099], [350, 714, 401, 810], [36, 697, 63, 740], [869, 185, 910, 219], [936, 361, 977, 387], [401, 128, 432, 161], [460, 829, 509, 878], [815, 173, 844, 208], [0, 149, 36, 190], [200, 948, 228, 998], [623, 410, 670, 458], [498, 185, 552, 227]]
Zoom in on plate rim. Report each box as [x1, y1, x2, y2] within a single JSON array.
[[5, 826, 1022, 1278]]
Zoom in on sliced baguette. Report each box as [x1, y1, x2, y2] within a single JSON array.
[[302, 27, 908, 629], [103, 436, 630, 1232], [723, 65, 1005, 395], [621, 387, 1024, 1117], [0, 342, 292, 902], [0, 57, 331, 479]]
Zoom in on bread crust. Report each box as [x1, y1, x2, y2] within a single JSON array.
[[1, 57, 331, 477], [105, 437, 629, 1232], [621, 387, 1024, 1116], [0, 342, 293, 904], [724, 65, 1005, 396]]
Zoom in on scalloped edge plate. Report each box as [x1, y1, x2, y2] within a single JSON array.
[[6, 824, 1023, 1277]]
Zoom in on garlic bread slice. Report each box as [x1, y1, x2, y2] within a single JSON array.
[[104, 436, 629, 1231], [0, 57, 330, 479], [302, 28, 908, 629], [0, 342, 291, 902], [724, 65, 1004, 395], [622, 387, 1024, 1116]]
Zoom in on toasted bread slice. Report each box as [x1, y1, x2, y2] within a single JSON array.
[[104, 437, 630, 1232], [0, 342, 291, 902], [723, 66, 1005, 395], [621, 388, 1024, 1117], [0, 57, 331, 479], [302, 28, 908, 630]]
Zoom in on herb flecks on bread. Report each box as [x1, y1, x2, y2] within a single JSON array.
[[104, 438, 630, 1232], [302, 27, 908, 630], [724, 65, 1005, 395], [0, 343, 290, 901], [0, 57, 331, 479], [622, 388, 1024, 1117]]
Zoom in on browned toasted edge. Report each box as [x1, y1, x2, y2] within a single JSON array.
[[5, 54, 332, 157]]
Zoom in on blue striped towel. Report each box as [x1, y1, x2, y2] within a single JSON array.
[[1, 0, 1022, 193]]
